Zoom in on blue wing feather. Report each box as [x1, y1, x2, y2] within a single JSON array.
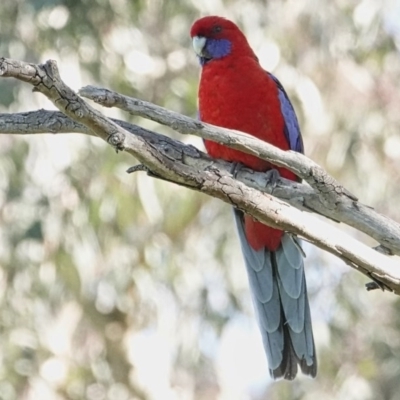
[[268, 73, 304, 154]]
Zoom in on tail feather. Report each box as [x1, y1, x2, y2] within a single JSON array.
[[273, 238, 306, 333], [257, 278, 281, 333], [233, 210, 317, 380], [275, 235, 303, 297]]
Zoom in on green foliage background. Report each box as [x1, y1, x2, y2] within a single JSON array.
[[1, 0, 400, 399]]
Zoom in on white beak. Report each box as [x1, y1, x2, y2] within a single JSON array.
[[192, 36, 207, 56]]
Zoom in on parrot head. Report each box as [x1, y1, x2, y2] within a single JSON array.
[[190, 16, 256, 65]]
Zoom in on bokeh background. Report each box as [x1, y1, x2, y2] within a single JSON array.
[[1, 0, 400, 399]]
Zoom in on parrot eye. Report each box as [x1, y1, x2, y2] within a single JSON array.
[[212, 25, 222, 34]]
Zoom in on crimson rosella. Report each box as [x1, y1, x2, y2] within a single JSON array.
[[190, 16, 317, 380]]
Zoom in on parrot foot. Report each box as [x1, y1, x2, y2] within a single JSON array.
[[230, 163, 281, 193], [229, 161, 244, 177], [264, 169, 280, 189]]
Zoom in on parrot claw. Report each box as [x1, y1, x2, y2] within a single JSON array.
[[230, 163, 281, 193], [264, 168, 280, 189], [230, 161, 244, 177]]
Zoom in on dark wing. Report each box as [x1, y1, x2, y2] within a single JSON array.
[[268, 73, 304, 154]]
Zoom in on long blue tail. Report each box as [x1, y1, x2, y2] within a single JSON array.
[[234, 209, 317, 380]]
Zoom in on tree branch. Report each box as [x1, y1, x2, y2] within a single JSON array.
[[79, 86, 400, 257], [2, 109, 399, 259], [79, 85, 358, 203], [1, 57, 400, 294]]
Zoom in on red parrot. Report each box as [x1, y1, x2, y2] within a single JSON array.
[[190, 16, 316, 380]]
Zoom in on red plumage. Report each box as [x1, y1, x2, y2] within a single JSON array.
[[192, 17, 296, 251], [191, 16, 317, 380]]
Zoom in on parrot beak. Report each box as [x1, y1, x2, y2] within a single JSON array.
[[192, 36, 207, 57]]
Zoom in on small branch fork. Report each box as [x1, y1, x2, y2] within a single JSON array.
[[1, 57, 400, 293]]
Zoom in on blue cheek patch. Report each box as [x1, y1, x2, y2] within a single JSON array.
[[199, 38, 232, 65], [207, 38, 232, 59]]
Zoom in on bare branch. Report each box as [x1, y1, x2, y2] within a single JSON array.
[[2, 110, 400, 259], [1, 57, 400, 294], [79, 86, 400, 257], [0, 57, 200, 187], [79, 85, 358, 205]]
